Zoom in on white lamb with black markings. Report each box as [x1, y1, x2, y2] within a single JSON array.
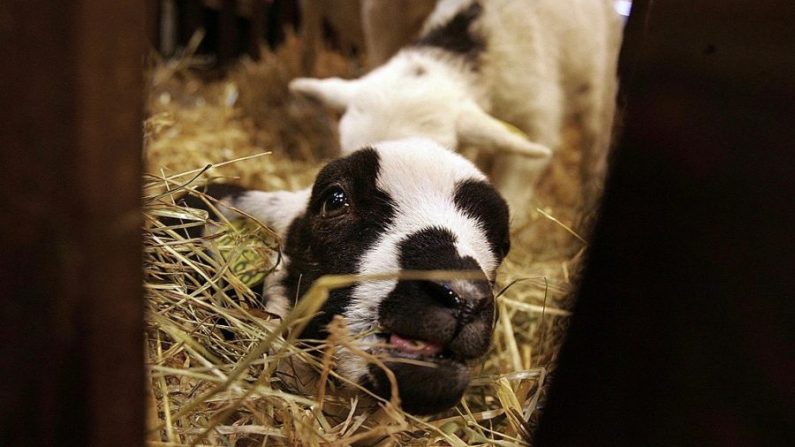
[[289, 0, 622, 213], [205, 138, 510, 415]]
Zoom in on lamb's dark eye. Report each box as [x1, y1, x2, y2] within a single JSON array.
[[320, 186, 350, 218]]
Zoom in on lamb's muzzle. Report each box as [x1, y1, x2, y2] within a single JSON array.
[[369, 274, 495, 414], [368, 284, 494, 415], [381, 278, 493, 353]]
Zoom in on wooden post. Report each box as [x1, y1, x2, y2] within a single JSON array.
[[0, 1, 145, 446], [534, 1, 795, 445]]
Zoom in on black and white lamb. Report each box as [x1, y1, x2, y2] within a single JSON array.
[[203, 138, 510, 415]]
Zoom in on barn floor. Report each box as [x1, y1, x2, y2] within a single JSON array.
[[144, 36, 590, 446]]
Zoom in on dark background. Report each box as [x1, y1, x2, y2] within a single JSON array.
[[534, 1, 794, 445]]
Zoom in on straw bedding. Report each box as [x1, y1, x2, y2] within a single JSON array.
[[144, 35, 589, 446]]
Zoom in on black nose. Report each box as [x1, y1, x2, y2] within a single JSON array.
[[420, 281, 462, 308], [397, 226, 493, 309], [419, 279, 493, 320]]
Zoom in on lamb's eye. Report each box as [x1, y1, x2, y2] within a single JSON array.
[[320, 186, 350, 218]]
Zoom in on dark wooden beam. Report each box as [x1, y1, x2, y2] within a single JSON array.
[[534, 1, 795, 445], [0, 1, 145, 445]]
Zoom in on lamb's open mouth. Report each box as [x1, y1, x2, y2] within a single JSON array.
[[378, 332, 454, 361], [367, 331, 472, 415]]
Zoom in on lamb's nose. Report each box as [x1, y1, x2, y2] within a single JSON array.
[[420, 281, 462, 308], [420, 279, 494, 321], [438, 278, 495, 360]]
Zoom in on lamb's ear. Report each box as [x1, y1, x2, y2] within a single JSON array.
[[288, 77, 359, 111], [218, 188, 311, 238], [456, 102, 552, 158]]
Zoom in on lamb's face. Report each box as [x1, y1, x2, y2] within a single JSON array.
[[288, 54, 552, 160], [337, 54, 466, 152], [274, 139, 510, 414]]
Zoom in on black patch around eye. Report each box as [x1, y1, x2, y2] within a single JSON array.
[[277, 148, 397, 340], [453, 179, 511, 260], [313, 149, 380, 204], [414, 1, 485, 62]]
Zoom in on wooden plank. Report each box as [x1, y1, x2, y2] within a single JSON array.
[[533, 1, 795, 445], [0, 1, 145, 445]]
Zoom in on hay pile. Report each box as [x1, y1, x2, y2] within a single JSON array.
[[144, 36, 587, 446]]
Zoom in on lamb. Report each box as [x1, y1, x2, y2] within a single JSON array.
[[288, 0, 623, 214], [201, 138, 510, 415]]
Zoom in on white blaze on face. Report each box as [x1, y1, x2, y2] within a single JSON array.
[[339, 138, 499, 381]]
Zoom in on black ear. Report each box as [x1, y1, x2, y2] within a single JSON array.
[[181, 184, 248, 211], [159, 184, 248, 239]]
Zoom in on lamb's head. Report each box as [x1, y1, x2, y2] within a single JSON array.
[[288, 52, 551, 160], [224, 138, 510, 414]]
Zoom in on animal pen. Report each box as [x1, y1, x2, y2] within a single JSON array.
[[2, 1, 793, 446]]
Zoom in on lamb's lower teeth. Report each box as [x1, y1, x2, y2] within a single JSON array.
[[388, 333, 444, 356]]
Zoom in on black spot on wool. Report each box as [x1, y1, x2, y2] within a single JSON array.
[[399, 226, 480, 272], [415, 1, 485, 61], [278, 148, 397, 339], [453, 179, 511, 261]]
